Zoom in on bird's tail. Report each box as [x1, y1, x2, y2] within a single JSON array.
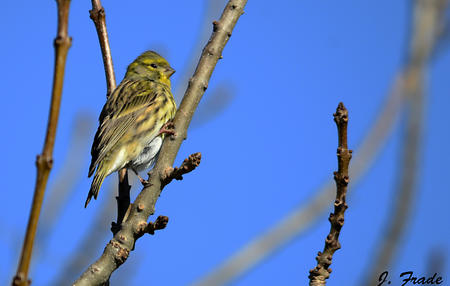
[[85, 165, 107, 208]]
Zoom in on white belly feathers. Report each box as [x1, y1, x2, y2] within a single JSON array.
[[129, 136, 163, 172]]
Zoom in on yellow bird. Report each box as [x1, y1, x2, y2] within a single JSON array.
[[85, 51, 176, 207]]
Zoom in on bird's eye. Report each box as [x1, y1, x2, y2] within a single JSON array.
[[150, 64, 158, 68]]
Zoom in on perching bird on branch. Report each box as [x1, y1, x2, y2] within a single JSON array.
[[85, 51, 176, 207]]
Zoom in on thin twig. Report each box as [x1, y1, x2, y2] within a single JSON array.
[[308, 103, 352, 286], [73, 1, 247, 285], [89, 0, 116, 97], [13, 1, 72, 285], [89, 0, 132, 235], [161, 152, 202, 187]]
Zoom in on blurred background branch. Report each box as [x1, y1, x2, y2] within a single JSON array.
[[37, 113, 94, 252], [366, 0, 447, 284], [51, 184, 116, 285]]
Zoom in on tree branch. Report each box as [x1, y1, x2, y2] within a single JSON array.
[[308, 103, 352, 286], [161, 152, 202, 187], [13, 1, 72, 285], [89, 0, 132, 236], [73, 1, 247, 285], [90, 0, 116, 97]]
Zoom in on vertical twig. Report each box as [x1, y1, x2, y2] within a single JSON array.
[[13, 0, 72, 285], [308, 103, 352, 286], [89, 0, 131, 231], [89, 0, 116, 97], [74, 1, 247, 284]]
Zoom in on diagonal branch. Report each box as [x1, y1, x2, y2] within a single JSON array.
[[308, 103, 352, 286], [13, 1, 72, 285], [73, 1, 247, 285]]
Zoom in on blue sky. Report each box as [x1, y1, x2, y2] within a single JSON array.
[[1, 0, 449, 285]]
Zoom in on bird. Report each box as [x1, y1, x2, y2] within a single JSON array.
[[85, 50, 177, 207]]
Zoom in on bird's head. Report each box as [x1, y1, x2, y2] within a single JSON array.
[[125, 51, 175, 86]]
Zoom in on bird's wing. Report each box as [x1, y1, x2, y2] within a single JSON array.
[[88, 79, 162, 176]]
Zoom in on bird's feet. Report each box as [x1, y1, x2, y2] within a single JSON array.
[[132, 168, 152, 187], [158, 121, 176, 137], [137, 175, 150, 186]]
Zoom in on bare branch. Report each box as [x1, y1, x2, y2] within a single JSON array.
[[73, 1, 247, 285], [161, 152, 202, 187], [308, 103, 352, 286], [140, 215, 169, 235], [90, 0, 116, 97], [13, 1, 72, 285], [88, 0, 132, 237]]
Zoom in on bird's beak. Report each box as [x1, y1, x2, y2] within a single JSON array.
[[164, 67, 176, 78]]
